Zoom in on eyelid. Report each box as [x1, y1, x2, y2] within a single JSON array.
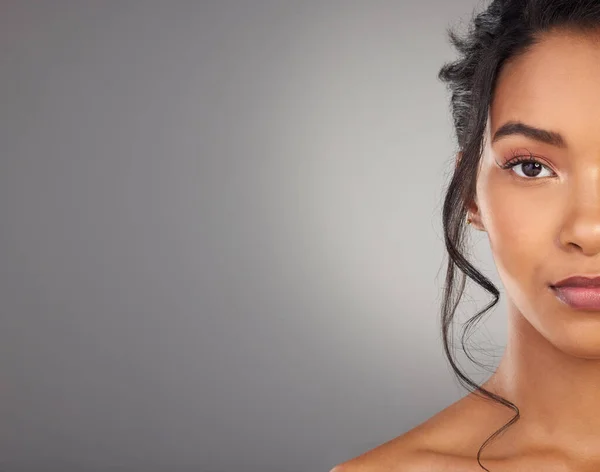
[[500, 149, 553, 167], [505, 148, 540, 161]]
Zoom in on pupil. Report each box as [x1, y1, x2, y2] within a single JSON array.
[[523, 162, 541, 177]]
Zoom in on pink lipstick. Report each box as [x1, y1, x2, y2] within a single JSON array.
[[550, 275, 600, 310]]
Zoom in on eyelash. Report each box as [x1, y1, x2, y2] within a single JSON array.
[[499, 151, 555, 179]]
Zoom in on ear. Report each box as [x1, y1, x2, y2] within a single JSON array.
[[456, 151, 485, 232]]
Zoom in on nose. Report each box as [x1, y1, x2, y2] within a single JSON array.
[[559, 184, 600, 256], [559, 215, 600, 256]]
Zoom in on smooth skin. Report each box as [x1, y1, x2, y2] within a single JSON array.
[[332, 28, 600, 472]]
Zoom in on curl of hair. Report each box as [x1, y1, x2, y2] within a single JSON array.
[[438, 1, 600, 470]]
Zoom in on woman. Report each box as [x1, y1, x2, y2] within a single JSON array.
[[332, 1, 600, 471]]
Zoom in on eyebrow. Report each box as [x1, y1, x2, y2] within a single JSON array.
[[491, 121, 567, 148]]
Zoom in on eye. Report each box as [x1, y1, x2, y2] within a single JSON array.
[[500, 155, 555, 179]]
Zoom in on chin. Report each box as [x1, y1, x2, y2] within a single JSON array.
[[548, 328, 600, 359]]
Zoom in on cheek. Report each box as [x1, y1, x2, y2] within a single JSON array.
[[479, 178, 557, 286]]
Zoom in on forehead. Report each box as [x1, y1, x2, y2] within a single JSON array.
[[490, 29, 600, 149]]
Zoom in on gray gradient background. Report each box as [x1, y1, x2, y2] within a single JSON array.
[[0, 1, 508, 471]]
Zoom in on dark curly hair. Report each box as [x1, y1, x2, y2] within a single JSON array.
[[438, 0, 600, 470]]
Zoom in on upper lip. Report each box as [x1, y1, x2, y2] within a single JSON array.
[[552, 275, 600, 288]]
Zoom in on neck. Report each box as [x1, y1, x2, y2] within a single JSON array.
[[485, 299, 600, 458]]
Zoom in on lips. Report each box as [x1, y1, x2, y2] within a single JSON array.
[[550, 275, 600, 310], [552, 275, 600, 288], [551, 286, 600, 310]]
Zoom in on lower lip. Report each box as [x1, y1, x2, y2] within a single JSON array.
[[551, 286, 600, 310]]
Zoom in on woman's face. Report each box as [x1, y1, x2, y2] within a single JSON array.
[[474, 29, 600, 358]]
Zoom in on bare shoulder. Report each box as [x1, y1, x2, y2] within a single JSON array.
[[329, 391, 515, 472]]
